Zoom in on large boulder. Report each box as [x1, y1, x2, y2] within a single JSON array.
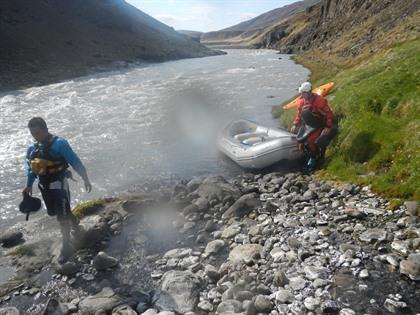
[[222, 193, 261, 219], [160, 271, 201, 313], [79, 287, 124, 315], [399, 253, 420, 281], [0, 307, 19, 315]]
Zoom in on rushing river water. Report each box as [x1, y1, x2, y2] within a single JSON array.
[[0, 49, 309, 229]]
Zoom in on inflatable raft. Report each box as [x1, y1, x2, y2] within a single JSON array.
[[218, 120, 302, 169], [282, 82, 335, 110]]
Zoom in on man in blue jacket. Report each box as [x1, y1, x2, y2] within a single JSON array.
[[23, 117, 92, 263]]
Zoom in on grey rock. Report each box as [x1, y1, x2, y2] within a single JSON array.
[[0, 230, 23, 248], [222, 193, 261, 219], [205, 264, 220, 282], [78, 215, 108, 249], [197, 301, 213, 312], [42, 298, 69, 315], [275, 289, 294, 304], [391, 240, 410, 256], [339, 309, 356, 315], [384, 298, 407, 313], [56, 261, 79, 276], [359, 228, 387, 243], [254, 295, 272, 312], [163, 248, 192, 259], [288, 277, 307, 291], [205, 240, 225, 255], [160, 271, 201, 313], [93, 252, 119, 270], [304, 297, 321, 311], [222, 225, 241, 239], [273, 270, 289, 287], [216, 299, 242, 314], [321, 300, 340, 314], [404, 201, 418, 216], [399, 253, 420, 280], [344, 207, 366, 219], [79, 287, 124, 315], [0, 307, 20, 315], [112, 305, 137, 315], [141, 310, 157, 315], [229, 244, 263, 265]]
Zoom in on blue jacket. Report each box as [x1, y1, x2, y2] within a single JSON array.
[[26, 136, 86, 187]]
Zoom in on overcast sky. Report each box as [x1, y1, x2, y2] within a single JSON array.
[[126, 0, 298, 32]]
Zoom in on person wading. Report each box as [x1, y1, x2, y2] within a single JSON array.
[[23, 117, 92, 263], [290, 82, 338, 172]]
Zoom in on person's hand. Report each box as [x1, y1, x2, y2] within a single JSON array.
[[22, 186, 32, 195], [84, 180, 92, 193], [323, 127, 332, 135], [290, 125, 298, 134]]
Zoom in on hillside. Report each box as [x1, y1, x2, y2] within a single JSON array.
[[200, 0, 319, 47], [0, 0, 222, 92], [269, 0, 420, 200]]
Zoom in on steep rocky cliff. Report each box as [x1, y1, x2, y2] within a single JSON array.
[[257, 0, 419, 62], [0, 0, 222, 91]]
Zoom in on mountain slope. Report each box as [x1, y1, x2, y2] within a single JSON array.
[[0, 0, 222, 91], [200, 0, 319, 46]]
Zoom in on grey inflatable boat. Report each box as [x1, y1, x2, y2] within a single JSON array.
[[218, 120, 302, 169]]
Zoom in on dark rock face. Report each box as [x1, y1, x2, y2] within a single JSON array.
[[0, 0, 223, 91], [262, 0, 419, 56]]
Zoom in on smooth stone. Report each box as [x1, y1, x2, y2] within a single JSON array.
[[275, 289, 294, 304], [254, 295, 272, 313], [359, 228, 387, 243], [204, 240, 225, 255], [399, 253, 420, 280], [229, 244, 263, 265], [93, 252, 119, 270], [0, 307, 20, 315]]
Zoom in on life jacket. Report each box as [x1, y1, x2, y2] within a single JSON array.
[[29, 135, 68, 177]]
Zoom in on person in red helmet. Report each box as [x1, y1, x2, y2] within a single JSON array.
[[290, 82, 338, 172]]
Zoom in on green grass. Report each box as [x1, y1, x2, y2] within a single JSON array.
[[281, 40, 420, 200], [72, 199, 105, 219], [8, 244, 36, 257]]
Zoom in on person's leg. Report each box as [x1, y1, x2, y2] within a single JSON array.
[[316, 125, 338, 156]]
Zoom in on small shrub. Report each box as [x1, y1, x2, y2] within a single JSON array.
[[8, 244, 36, 257], [72, 199, 105, 219]]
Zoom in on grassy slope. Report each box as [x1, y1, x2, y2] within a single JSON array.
[[280, 40, 419, 200]]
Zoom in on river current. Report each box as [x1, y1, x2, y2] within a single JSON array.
[[0, 49, 308, 229]]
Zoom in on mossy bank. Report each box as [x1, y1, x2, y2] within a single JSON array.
[[277, 39, 419, 200]]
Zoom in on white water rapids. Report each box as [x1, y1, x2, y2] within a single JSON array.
[[0, 49, 309, 229]]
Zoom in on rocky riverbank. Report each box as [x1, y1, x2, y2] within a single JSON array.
[[0, 172, 419, 314]]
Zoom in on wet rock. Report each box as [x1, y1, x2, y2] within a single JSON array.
[[229, 244, 263, 265], [275, 289, 294, 303], [79, 287, 124, 315], [141, 310, 157, 315], [196, 177, 241, 202], [391, 240, 410, 256], [0, 230, 23, 248], [205, 264, 220, 282], [93, 252, 119, 270], [399, 253, 420, 280], [222, 193, 261, 219], [160, 271, 201, 313], [0, 307, 19, 315], [204, 240, 225, 255], [254, 295, 272, 312], [359, 228, 387, 243]]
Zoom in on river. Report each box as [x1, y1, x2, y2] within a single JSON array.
[[0, 49, 309, 230]]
